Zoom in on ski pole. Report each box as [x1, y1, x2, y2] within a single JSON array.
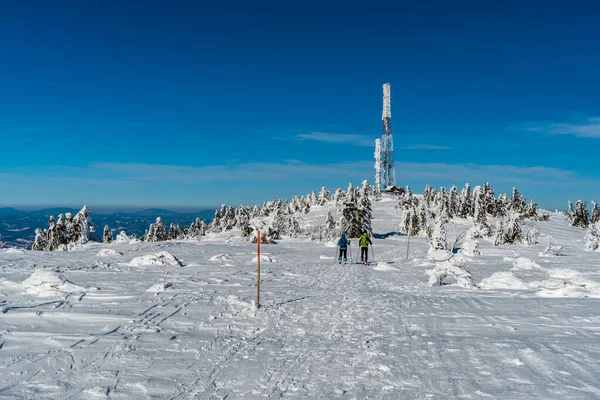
[[334, 245, 339, 264], [371, 246, 376, 264]]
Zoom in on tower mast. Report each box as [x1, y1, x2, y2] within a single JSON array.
[[381, 83, 395, 188]]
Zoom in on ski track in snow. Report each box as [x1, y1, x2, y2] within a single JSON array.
[[1, 198, 600, 398]]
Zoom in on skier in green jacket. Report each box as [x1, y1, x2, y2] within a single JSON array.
[[359, 231, 372, 264]]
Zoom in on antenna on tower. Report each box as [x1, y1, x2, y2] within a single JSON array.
[[380, 83, 395, 188]]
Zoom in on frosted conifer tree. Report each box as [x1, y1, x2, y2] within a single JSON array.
[[211, 210, 222, 232], [505, 212, 522, 244], [71, 205, 94, 244], [458, 183, 472, 218], [324, 210, 336, 239], [423, 184, 433, 206], [103, 225, 113, 243], [567, 201, 574, 220], [252, 204, 261, 218], [56, 214, 68, 245], [270, 208, 287, 239], [116, 231, 129, 243], [32, 228, 48, 251], [584, 223, 600, 251], [47, 216, 60, 251], [590, 201, 600, 224], [524, 200, 538, 219], [449, 185, 460, 216], [358, 185, 373, 235], [573, 200, 589, 228], [508, 187, 526, 213], [334, 188, 346, 206], [310, 190, 318, 205], [167, 223, 181, 240], [346, 183, 356, 204], [340, 199, 361, 238], [318, 187, 331, 205], [145, 223, 157, 242], [493, 220, 506, 246], [288, 217, 301, 237], [429, 218, 447, 251], [403, 206, 420, 237], [471, 191, 490, 238], [154, 217, 167, 241]]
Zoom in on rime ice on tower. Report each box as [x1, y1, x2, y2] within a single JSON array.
[[380, 83, 396, 188]]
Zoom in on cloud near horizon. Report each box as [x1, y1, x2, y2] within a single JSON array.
[[0, 160, 597, 209], [525, 117, 600, 138], [294, 131, 452, 150]]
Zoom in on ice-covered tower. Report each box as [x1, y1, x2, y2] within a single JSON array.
[[380, 83, 395, 188], [374, 138, 381, 194]]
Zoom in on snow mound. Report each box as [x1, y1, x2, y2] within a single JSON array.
[[427, 262, 478, 289], [550, 268, 582, 279], [480, 272, 531, 290], [536, 279, 590, 298], [2, 248, 25, 254], [210, 253, 233, 262], [126, 251, 183, 267], [114, 231, 128, 243], [374, 262, 399, 271], [252, 255, 276, 263], [512, 257, 542, 270], [97, 249, 123, 257], [146, 283, 173, 292], [22, 269, 94, 296], [320, 255, 335, 260]]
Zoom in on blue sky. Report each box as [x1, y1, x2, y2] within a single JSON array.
[[1, 0, 599, 211]]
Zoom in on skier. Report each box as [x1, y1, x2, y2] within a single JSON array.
[[337, 233, 350, 264], [359, 231, 372, 264]]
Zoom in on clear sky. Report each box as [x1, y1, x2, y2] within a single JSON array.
[[1, 0, 599, 211]]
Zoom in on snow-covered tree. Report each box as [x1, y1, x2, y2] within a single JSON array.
[[145, 223, 157, 242], [103, 225, 113, 243], [334, 188, 345, 206], [567, 201, 574, 220], [429, 218, 447, 251], [115, 231, 129, 243], [339, 199, 362, 238], [324, 210, 336, 239], [46, 216, 60, 251], [288, 217, 301, 237], [508, 187, 526, 213], [504, 212, 522, 244], [403, 206, 420, 237], [470, 191, 490, 238], [167, 223, 181, 240], [211, 210, 222, 232], [573, 200, 589, 228], [318, 187, 331, 205], [155, 217, 167, 241], [458, 183, 472, 218], [584, 222, 600, 251], [32, 228, 48, 251]]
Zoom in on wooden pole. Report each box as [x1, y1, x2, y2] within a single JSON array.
[[256, 230, 261, 309]]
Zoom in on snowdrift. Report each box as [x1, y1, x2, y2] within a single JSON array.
[[97, 249, 123, 257], [427, 261, 478, 289], [480, 271, 531, 290], [22, 269, 96, 296], [125, 251, 183, 267]]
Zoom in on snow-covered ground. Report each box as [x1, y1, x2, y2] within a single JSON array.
[[1, 195, 600, 399]]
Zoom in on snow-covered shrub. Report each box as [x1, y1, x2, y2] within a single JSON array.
[[427, 261, 479, 289], [115, 231, 129, 243], [572, 200, 589, 228], [522, 222, 540, 245], [429, 219, 446, 252], [585, 222, 600, 251], [103, 225, 113, 243], [540, 236, 565, 256]]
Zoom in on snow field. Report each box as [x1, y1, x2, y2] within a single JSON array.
[[0, 195, 599, 398]]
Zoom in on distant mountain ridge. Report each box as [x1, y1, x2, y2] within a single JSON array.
[[0, 207, 216, 248]]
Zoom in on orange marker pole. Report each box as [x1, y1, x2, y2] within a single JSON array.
[[256, 230, 261, 309]]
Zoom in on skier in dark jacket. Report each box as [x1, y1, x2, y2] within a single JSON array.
[[359, 231, 372, 264], [337, 233, 350, 264]]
